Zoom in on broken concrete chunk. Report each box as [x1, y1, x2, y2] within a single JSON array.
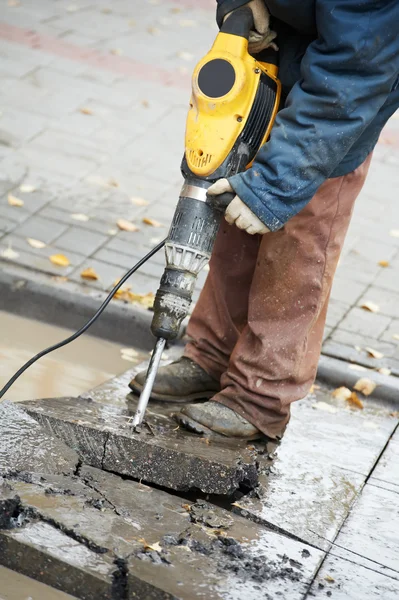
[[0, 400, 79, 477], [0, 480, 20, 529], [22, 397, 259, 494], [0, 522, 118, 600]]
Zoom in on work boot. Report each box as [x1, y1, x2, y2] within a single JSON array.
[[129, 357, 220, 403], [175, 401, 263, 440]]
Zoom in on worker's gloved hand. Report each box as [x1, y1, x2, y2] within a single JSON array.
[[224, 0, 278, 54], [207, 179, 270, 235]]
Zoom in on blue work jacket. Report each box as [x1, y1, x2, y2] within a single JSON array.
[[216, 0, 399, 231]]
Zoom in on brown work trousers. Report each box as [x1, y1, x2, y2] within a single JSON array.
[[184, 155, 372, 439]]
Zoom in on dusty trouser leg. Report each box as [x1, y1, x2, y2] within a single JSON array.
[[186, 155, 372, 439], [184, 221, 261, 380]]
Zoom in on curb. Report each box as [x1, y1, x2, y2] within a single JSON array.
[[0, 261, 155, 351], [317, 354, 399, 408]]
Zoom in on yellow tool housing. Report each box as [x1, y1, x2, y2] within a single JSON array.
[[185, 31, 281, 177]]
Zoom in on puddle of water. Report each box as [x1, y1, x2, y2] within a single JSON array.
[[0, 565, 77, 600], [0, 310, 146, 402]]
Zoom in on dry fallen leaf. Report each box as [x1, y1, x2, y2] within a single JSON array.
[[179, 19, 195, 27], [101, 7, 112, 13], [181, 504, 191, 512], [131, 196, 149, 207], [110, 48, 123, 55], [312, 401, 338, 414], [1, 247, 19, 259], [8, 193, 24, 207], [144, 541, 162, 552], [7, 0, 20, 6], [129, 19, 136, 26], [79, 107, 93, 115], [117, 219, 139, 232], [26, 238, 46, 249], [348, 364, 367, 372], [389, 229, 399, 238], [365, 347, 384, 359], [108, 229, 117, 235], [80, 267, 99, 281], [177, 51, 194, 61], [378, 367, 391, 376], [325, 575, 335, 583], [393, 334, 399, 342], [147, 26, 159, 35], [332, 386, 352, 401], [347, 391, 364, 409], [19, 184, 36, 193], [354, 377, 377, 396], [170, 7, 182, 13], [50, 254, 70, 267], [71, 213, 89, 222], [378, 260, 390, 268], [141, 100, 149, 108], [108, 178, 119, 187], [129, 292, 155, 309], [143, 217, 162, 228], [360, 301, 380, 313], [66, 4, 78, 12]]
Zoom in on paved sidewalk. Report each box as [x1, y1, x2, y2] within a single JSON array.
[[1, 0, 399, 375]]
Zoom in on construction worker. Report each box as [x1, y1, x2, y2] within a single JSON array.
[[131, 0, 399, 441]]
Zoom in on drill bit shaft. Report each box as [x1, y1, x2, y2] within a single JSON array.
[[131, 337, 166, 431]]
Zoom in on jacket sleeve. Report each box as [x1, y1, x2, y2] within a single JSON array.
[[229, 0, 399, 231], [216, 0, 251, 27]]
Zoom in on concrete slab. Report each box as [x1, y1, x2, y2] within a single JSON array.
[[330, 483, 399, 577], [0, 522, 118, 600], [0, 467, 324, 600], [370, 429, 399, 491], [308, 554, 399, 599], [0, 400, 79, 477], [231, 389, 398, 550], [22, 396, 259, 495]]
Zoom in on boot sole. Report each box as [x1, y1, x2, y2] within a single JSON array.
[[128, 381, 219, 403]]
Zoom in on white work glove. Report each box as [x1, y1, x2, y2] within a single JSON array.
[[225, 0, 278, 54], [207, 179, 270, 235]]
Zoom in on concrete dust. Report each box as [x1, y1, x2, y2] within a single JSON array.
[[0, 311, 146, 402]]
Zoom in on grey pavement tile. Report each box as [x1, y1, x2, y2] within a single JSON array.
[[373, 266, 399, 293], [330, 328, 399, 358], [93, 247, 164, 279], [0, 204, 32, 224], [338, 307, 391, 338], [105, 235, 166, 265], [5, 188, 54, 213], [380, 318, 399, 344], [330, 275, 367, 305], [0, 233, 87, 270], [18, 145, 99, 180], [0, 107, 48, 148], [0, 244, 85, 277], [68, 258, 158, 294], [24, 129, 109, 164], [347, 236, 398, 263], [13, 215, 69, 244], [332, 483, 399, 576], [309, 553, 399, 599], [50, 10, 133, 38], [370, 430, 399, 491], [0, 155, 27, 195], [39, 206, 115, 235], [0, 216, 18, 235], [322, 325, 332, 341], [53, 227, 108, 256], [357, 285, 399, 319], [335, 252, 381, 285], [325, 298, 350, 329]]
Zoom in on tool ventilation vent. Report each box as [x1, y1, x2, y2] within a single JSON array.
[[188, 149, 213, 168], [240, 73, 277, 162]]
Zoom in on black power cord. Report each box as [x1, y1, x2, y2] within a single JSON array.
[[0, 239, 166, 400]]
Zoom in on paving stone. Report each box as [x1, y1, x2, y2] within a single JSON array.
[[0, 522, 118, 600], [374, 265, 399, 293], [0, 216, 18, 234], [322, 339, 399, 376], [11, 215, 68, 244], [330, 275, 368, 305], [231, 387, 398, 550], [330, 328, 399, 358], [325, 298, 349, 329], [93, 247, 164, 279], [53, 227, 108, 256], [22, 396, 260, 495], [309, 553, 399, 599], [68, 258, 159, 293], [357, 285, 399, 319], [380, 318, 399, 344], [331, 483, 399, 577], [0, 107, 48, 147], [338, 307, 391, 338], [3, 187, 54, 213], [39, 206, 114, 235], [370, 429, 399, 492], [0, 400, 78, 477], [0, 155, 27, 196]]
